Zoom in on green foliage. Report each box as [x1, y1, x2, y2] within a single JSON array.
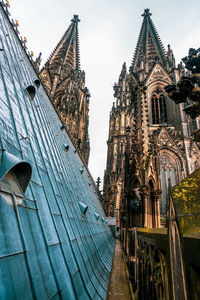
[[172, 168, 200, 237]]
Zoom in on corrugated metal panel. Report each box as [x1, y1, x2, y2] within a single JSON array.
[[0, 3, 114, 300]]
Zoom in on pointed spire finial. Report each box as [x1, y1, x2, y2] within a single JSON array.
[[71, 15, 80, 23], [131, 9, 166, 73], [142, 8, 152, 17]]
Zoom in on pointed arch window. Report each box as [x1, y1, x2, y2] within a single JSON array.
[[159, 151, 183, 218], [151, 94, 168, 124]]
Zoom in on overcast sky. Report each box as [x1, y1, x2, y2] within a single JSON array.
[[10, 0, 200, 188]]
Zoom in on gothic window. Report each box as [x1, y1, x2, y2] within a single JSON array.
[[159, 152, 182, 217], [151, 94, 168, 124], [152, 94, 159, 124], [160, 94, 168, 123]]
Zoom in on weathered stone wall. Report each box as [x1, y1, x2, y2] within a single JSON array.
[[121, 169, 200, 300]]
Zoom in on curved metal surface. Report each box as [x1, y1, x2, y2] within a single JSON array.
[[0, 4, 114, 300], [0, 150, 32, 192]]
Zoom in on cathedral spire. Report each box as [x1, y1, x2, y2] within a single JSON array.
[[44, 14, 80, 71], [39, 15, 90, 164], [40, 15, 81, 96], [130, 9, 167, 74]]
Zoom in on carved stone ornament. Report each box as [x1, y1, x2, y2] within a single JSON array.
[[157, 129, 178, 152], [160, 153, 176, 170], [139, 186, 150, 198], [153, 190, 162, 201], [147, 64, 171, 85]]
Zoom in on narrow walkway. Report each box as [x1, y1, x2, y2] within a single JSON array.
[[107, 239, 133, 300]]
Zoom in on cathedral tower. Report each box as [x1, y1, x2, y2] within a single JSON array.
[[103, 9, 200, 228], [40, 15, 90, 164]]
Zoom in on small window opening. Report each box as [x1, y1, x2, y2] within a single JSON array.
[[82, 207, 88, 217], [151, 93, 168, 124], [63, 144, 69, 152], [25, 85, 36, 100], [94, 212, 99, 221], [78, 201, 88, 217], [34, 79, 40, 89]]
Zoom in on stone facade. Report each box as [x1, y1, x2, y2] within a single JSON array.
[[103, 9, 200, 228], [40, 15, 90, 165]]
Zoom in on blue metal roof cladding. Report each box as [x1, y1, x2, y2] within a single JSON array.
[[0, 3, 115, 299]]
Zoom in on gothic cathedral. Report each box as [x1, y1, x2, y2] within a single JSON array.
[[40, 15, 90, 165], [103, 9, 200, 228]]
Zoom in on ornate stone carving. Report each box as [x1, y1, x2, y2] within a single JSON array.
[[147, 64, 171, 86], [153, 190, 162, 202], [139, 186, 150, 198], [160, 153, 176, 170]]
